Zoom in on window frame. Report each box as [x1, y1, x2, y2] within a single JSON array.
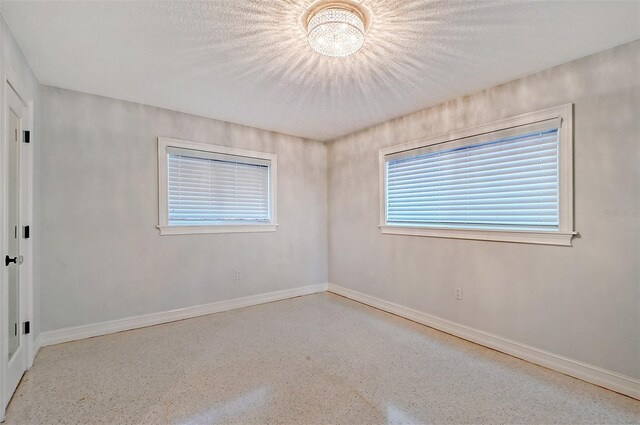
[[378, 104, 575, 246], [157, 137, 278, 235]]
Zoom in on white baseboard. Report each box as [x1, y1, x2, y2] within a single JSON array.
[[327, 283, 640, 400], [39, 283, 328, 348], [30, 334, 41, 366]]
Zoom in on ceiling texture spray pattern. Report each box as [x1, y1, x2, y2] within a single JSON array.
[[2, 1, 639, 140]]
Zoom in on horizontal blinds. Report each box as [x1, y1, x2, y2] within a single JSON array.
[[168, 149, 270, 225], [385, 129, 560, 231]]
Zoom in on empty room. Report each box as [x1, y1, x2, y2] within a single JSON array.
[[0, 0, 638, 424]]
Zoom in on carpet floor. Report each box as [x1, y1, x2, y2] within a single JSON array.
[[4, 292, 639, 424]]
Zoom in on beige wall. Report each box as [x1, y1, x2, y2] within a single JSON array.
[[328, 41, 640, 378], [37, 87, 327, 332]]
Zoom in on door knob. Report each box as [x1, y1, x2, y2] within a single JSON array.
[[5, 255, 17, 266]]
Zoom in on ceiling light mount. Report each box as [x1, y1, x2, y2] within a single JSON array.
[[302, 0, 371, 58]]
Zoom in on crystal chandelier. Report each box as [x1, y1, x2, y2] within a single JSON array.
[[305, 2, 368, 57]]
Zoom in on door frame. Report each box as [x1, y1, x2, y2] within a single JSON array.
[[0, 66, 34, 421]]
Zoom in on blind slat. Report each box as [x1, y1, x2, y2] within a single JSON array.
[[388, 174, 557, 193], [168, 186, 268, 196], [388, 197, 558, 206]]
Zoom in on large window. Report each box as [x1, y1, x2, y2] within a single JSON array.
[[379, 105, 575, 246], [158, 137, 277, 235]]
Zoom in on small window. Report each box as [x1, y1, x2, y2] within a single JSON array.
[[379, 105, 575, 246], [158, 138, 277, 235]]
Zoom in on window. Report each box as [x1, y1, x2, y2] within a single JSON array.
[[379, 104, 575, 246], [158, 137, 277, 235]]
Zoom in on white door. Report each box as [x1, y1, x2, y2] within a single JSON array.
[[4, 85, 27, 408]]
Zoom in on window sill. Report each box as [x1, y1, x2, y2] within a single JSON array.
[[158, 224, 278, 235], [379, 225, 576, 246]]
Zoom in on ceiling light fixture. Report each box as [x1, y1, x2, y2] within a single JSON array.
[[304, 1, 370, 58]]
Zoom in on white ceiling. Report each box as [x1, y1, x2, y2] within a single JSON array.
[[2, 1, 639, 141]]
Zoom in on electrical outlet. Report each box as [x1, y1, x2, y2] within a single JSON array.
[[235, 270, 242, 280], [455, 287, 462, 300]]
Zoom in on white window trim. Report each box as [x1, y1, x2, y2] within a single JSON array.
[[157, 137, 278, 235], [378, 104, 575, 246]]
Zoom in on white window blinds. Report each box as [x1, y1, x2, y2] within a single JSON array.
[[167, 147, 271, 225], [385, 121, 561, 231]]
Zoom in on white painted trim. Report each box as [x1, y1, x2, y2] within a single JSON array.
[[157, 137, 278, 235], [380, 225, 576, 246], [327, 283, 640, 400], [378, 104, 575, 246], [158, 224, 278, 235], [39, 284, 328, 348], [30, 335, 40, 365]]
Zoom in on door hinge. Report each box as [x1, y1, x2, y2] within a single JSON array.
[[23, 130, 30, 144], [23, 225, 30, 239], [23, 321, 30, 335]]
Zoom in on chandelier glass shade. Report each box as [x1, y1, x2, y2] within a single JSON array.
[[306, 4, 366, 57]]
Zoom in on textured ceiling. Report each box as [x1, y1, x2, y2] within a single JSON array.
[[2, 1, 639, 141]]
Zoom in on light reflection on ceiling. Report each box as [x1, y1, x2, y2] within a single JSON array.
[[1, 1, 639, 140]]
